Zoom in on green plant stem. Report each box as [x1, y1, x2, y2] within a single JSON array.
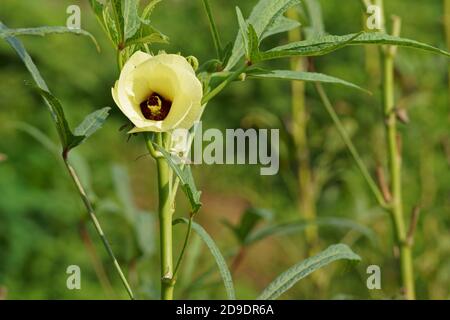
[[117, 51, 124, 71], [382, 22, 415, 299], [63, 157, 134, 300], [361, 0, 414, 299], [315, 83, 388, 209], [287, 8, 318, 246], [145, 133, 161, 158], [202, 64, 247, 104], [202, 0, 222, 59], [150, 133, 176, 300], [173, 214, 194, 278]]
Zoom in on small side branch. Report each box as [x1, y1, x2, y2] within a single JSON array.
[[406, 206, 421, 247], [315, 83, 388, 209], [202, 0, 222, 60], [376, 165, 392, 203]]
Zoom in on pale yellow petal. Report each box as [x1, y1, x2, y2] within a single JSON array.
[[167, 68, 203, 129], [113, 52, 203, 132], [120, 51, 152, 81], [152, 54, 196, 75]]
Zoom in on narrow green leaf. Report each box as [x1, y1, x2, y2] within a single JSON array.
[[261, 32, 450, 61], [260, 32, 360, 60], [125, 27, 169, 47], [89, 0, 118, 45], [249, 70, 370, 93], [303, 0, 325, 39], [0, 26, 100, 51], [0, 22, 103, 153], [248, 24, 261, 63], [225, 0, 301, 70], [153, 144, 202, 213], [34, 88, 83, 151], [257, 244, 361, 300], [245, 217, 378, 246], [0, 22, 48, 90], [262, 16, 300, 40], [174, 218, 236, 300], [235, 7, 249, 58], [123, 0, 167, 47], [74, 107, 111, 145], [88, 0, 105, 25], [123, 0, 141, 40], [141, 0, 163, 24], [220, 42, 233, 67], [103, 5, 120, 44], [110, 0, 125, 43]]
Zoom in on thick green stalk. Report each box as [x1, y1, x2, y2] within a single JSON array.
[[381, 12, 415, 299], [383, 46, 415, 301], [287, 8, 318, 246], [153, 133, 175, 300], [361, 0, 414, 299]]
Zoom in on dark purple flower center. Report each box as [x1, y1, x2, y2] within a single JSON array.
[[140, 93, 172, 121]]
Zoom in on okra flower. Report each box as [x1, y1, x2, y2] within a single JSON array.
[[112, 51, 203, 132]]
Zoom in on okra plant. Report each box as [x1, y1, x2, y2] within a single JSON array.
[[1, 0, 449, 300]]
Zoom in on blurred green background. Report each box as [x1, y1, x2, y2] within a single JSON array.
[[0, 0, 449, 299]]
